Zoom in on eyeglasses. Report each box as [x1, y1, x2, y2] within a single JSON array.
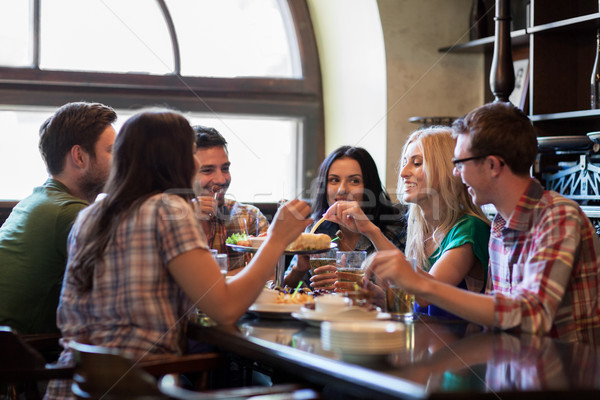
[[451, 155, 488, 171]]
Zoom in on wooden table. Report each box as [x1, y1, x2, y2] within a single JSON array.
[[188, 313, 600, 399]]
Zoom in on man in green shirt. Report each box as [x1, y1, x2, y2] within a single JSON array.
[[0, 102, 117, 334]]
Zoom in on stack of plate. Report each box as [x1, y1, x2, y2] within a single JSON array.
[[321, 321, 406, 357]]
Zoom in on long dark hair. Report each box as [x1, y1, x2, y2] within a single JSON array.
[[310, 146, 400, 227], [68, 109, 197, 293]]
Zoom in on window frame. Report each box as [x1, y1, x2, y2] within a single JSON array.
[[0, 0, 323, 196]]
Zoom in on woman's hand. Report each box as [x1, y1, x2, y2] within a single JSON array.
[[323, 201, 377, 236], [267, 199, 312, 249], [310, 264, 337, 291]]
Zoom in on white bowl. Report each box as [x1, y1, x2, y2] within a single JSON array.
[[249, 236, 267, 248], [255, 288, 279, 304], [314, 294, 351, 314]]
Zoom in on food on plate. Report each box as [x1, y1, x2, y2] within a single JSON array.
[[237, 232, 331, 251], [275, 291, 314, 305], [227, 232, 267, 248], [285, 233, 331, 251], [226, 232, 250, 247]]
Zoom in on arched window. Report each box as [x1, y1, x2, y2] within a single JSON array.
[[0, 0, 322, 202]]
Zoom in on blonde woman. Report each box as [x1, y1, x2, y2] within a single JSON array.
[[324, 127, 490, 317]]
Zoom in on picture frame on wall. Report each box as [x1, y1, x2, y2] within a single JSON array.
[[509, 58, 529, 110]]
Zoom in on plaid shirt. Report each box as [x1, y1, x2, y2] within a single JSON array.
[[45, 194, 207, 399], [207, 199, 269, 270], [485, 333, 564, 391], [488, 179, 600, 344]]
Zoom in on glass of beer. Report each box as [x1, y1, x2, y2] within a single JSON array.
[[386, 285, 415, 321], [336, 251, 367, 290], [386, 257, 416, 321], [309, 249, 337, 276]]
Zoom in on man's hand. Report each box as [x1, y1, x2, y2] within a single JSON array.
[[193, 195, 218, 221]]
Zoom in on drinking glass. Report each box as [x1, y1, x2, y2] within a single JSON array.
[[336, 251, 367, 287], [386, 258, 416, 321], [386, 286, 415, 321], [309, 249, 337, 276], [213, 253, 228, 277]]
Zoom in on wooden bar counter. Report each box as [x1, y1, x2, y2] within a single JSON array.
[[188, 313, 600, 399]]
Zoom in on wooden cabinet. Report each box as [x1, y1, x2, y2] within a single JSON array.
[[440, 0, 600, 136]]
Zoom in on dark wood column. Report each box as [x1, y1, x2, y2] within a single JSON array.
[[490, 0, 515, 101]]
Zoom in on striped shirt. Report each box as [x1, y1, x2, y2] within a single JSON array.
[[488, 179, 600, 344]]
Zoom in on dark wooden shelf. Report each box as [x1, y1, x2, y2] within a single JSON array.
[[528, 13, 600, 34], [439, 13, 600, 54], [438, 3, 600, 137], [530, 109, 600, 122], [438, 29, 528, 53]]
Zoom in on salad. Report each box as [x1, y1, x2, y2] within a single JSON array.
[[226, 232, 267, 247]]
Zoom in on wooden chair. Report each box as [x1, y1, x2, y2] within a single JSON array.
[[158, 374, 321, 399], [0, 326, 74, 400], [23, 331, 64, 363], [68, 340, 320, 400], [69, 340, 228, 399]]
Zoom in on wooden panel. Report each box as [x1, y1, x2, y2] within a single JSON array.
[[533, 0, 598, 25], [531, 31, 591, 115]]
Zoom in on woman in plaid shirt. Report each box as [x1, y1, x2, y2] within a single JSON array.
[[45, 110, 312, 399]]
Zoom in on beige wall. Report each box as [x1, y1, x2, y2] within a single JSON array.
[[307, 0, 388, 181], [308, 0, 484, 200], [380, 0, 484, 198]]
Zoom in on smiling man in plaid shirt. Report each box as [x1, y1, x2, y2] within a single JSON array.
[[366, 102, 600, 344], [192, 125, 269, 272]]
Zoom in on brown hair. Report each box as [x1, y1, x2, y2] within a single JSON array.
[[452, 102, 537, 176], [38, 102, 117, 175], [67, 109, 196, 293]]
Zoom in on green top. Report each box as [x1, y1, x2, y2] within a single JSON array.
[[427, 214, 490, 281], [417, 214, 490, 319], [0, 179, 88, 334]]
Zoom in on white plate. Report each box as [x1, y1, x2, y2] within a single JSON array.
[[291, 308, 390, 327], [537, 135, 592, 151], [227, 242, 337, 255], [588, 131, 600, 145], [248, 302, 303, 314]]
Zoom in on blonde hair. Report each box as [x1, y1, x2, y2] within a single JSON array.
[[398, 126, 489, 271]]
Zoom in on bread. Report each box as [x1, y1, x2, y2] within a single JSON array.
[[285, 233, 331, 251]]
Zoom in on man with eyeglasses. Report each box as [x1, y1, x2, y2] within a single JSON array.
[[365, 102, 600, 344]]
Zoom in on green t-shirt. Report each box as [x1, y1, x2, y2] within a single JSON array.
[[427, 214, 490, 283], [417, 214, 490, 319], [0, 179, 88, 334]]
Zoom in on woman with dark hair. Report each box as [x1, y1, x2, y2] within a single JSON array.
[[45, 110, 311, 399], [284, 146, 406, 289]]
